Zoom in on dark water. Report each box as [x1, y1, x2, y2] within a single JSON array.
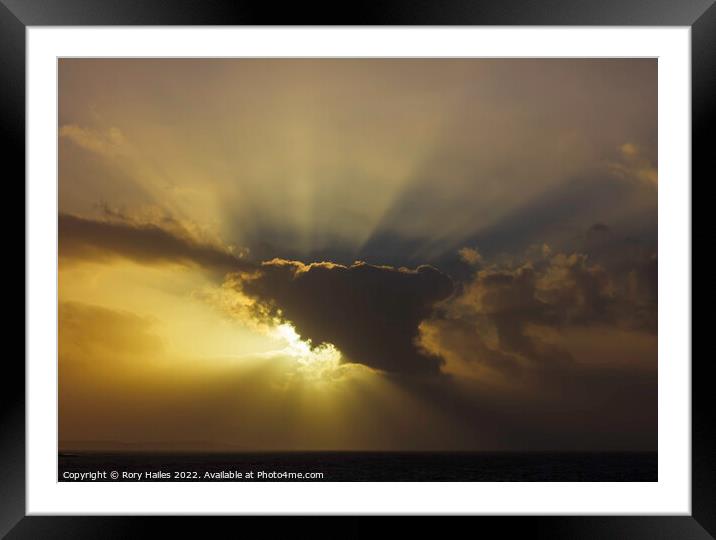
[[59, 451, 656, 482]]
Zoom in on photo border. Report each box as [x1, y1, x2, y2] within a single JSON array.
[[5, 0, 709, 536]]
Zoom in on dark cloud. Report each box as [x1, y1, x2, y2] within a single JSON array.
[[59, 213, 246, 272], [235, 259, 454, 374], [420, 248, 657, 379]]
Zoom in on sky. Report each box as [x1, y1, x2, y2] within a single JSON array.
[[58, 59, 657, 452]]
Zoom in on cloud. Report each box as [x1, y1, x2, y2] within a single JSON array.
[[418, 248, 657, 381], [230, 259, 454, 374], [59, 212, 246, 272]]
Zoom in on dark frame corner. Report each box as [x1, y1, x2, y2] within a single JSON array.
[[5, 0, 709, 537]]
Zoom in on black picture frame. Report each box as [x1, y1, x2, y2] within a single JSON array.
[[4, 0, 708, 537]]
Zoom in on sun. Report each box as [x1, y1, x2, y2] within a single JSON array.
[[273, 322, 342, 368]]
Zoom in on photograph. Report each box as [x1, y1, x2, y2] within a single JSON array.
[[3, 0, 707, 532], [56, 58, 659, 483]]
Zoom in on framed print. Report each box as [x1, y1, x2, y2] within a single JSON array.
[[5, 0, 710, 537]]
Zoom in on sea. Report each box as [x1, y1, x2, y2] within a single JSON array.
[[58, 451, 657, 482]]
